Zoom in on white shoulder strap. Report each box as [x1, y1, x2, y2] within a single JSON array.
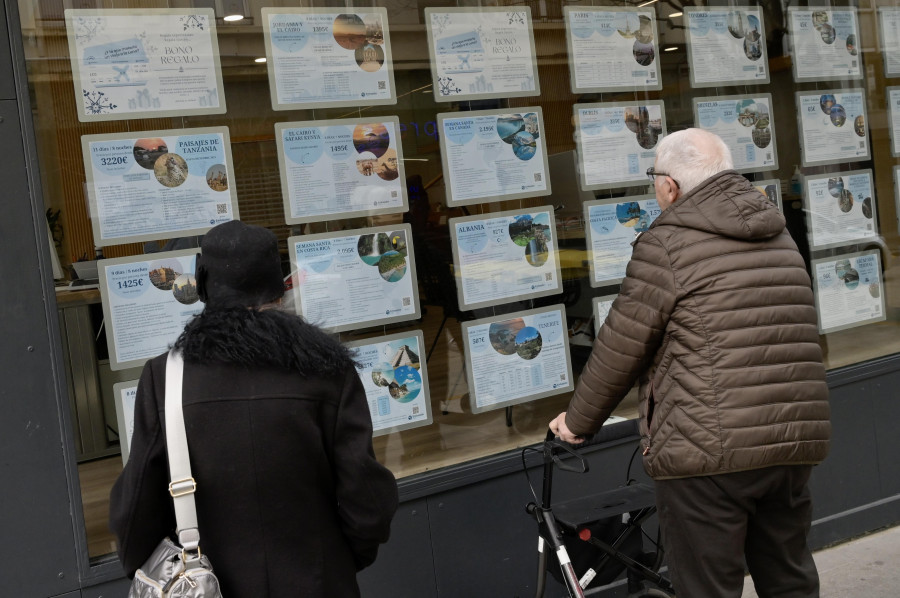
[[164, 350, 201, 551]]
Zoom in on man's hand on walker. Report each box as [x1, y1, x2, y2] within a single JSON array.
[[550, 412, 583, 444]]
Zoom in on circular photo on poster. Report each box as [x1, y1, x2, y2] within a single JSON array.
[[834, 258, 852, 279], [820, 24, 836, 45], [617, 202, 643, 227], [133, 138, 168, 170], [624, 106, 644, 134], [172, 273, 199, 305], [846, 33, 858, 56], [616, 12, 640, 38], [830, 105, 847, 127], [636, 127, 659, 150], [388, 230, 407, 252], [746, 15, 762, 42], [356, 151, 377, 176], [764, 185, 778, 205], [744, 37, 762, 60], [869, 283, 880, 298], [827, 177, 844, 198], [523, 112, 540, 140], [633, 40, 655, 67], [154, 153, 188, 188], [525, 235, 549, 267], [736, 99, 759, 127], [355, 43, 384, 72], [635, 16, 653, 44], [363, 13, 384, 45], [839, 189, 854, 213], [148, 259, 182, 291], [357, 232, 391, 265], [755, 103, 770, 129], [854, 115, 866, 137], [377, 250, 407, 282], [489, 318, 525, 355], [497, 114, 526, 143], [819, 94, 836, 114], [752, 126, 772, 149], [375, 149, 399, 181], [862, 197, 873, 218], [353, 123, 390, 158], [206, 164, 228, 192], [843, 267, 860, 290], [509, 214, 535, 246], [515, 326, 543, 360], [333, 14, 367, 50], [512, 131, 537, 161], [727, 11, 747, 39], [812, 11, 829, 31], [391, 365, 422, 403]]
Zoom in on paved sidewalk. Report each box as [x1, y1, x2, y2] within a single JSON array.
[[741, 524, 900, 597]]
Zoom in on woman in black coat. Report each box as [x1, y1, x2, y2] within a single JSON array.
[[109, 221, 399, 597]]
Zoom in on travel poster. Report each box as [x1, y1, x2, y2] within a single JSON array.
[[98, 249, 203, 371], [593, 294, 617, 337], [82, 127, 237, 246], [449, 207, 563, 310], [684, 7, 769, 88], [462, 305, 573, 414], [754, 179, 783, 212], [65, 9, 225, 122], [574, 100, 666, 190], [438, 107, 550, 206], [788, 8, 862, 82], [812, 250, 885, 334], [563, 7, 661, 93], [425, 7, 540, 102], [796, 89, 869, 167], [262, 8, 396, 110], [289, 224, 419, 333], [694, 94, 777, 174], [347, 331, 432, 437], [276, 117, 407, 224], [888, 87, 900, 158], [803, 170, 878, 250], [584, 195, 662, 287], [113, 381, 138, 465], [878, 8, 900, 77]]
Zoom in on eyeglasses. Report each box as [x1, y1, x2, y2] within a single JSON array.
[[646, 167, 680, 189]]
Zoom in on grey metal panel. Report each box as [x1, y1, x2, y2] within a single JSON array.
[[80, 577, 132, 598], [872, 373, 900, 497], [48, 592, 81, 598], [0, 0, 13, 99]]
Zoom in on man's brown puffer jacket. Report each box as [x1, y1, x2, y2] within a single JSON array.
[[566, 170, 831, 479]]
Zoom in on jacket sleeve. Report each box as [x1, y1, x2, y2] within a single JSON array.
[[566, 231, 677, 436]]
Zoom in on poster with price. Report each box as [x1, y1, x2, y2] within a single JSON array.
[[803, 170, 878, 250], [113, 381, 138, 465], [563, 7, 661, 93], [887, 87, 900, 158], [753, 179, 783, 212], [289, 224, 420, 333], [462, 305, 573, 414], [98, 249, 203, 371], [788, 8, 861, 82], [584, 195, 661, 287], [796, 89, 869, 167], [684, 7, 769, 88], [812, 250, 885, 334], [879, 8, 900, 77], [347, 331, 432, 437], [65, 9, 225, 122], [425, 7, 540, 102], [438, 107, 550, 206], [82, 127, 238, 247], [276, 117, 407, 224], [694, 94, 777, 174], [574, 100, 666, 190], [262, 8, 396, 110], [449, 207, 562, 310]]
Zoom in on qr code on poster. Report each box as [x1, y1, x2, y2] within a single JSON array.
[[412, 406, 419, 414], [378, 81, 386, 90], [402, 297, 411, 306], [216, 203, 227, 215], [544, 272, 553, 281], [534, 173, 542, 182]]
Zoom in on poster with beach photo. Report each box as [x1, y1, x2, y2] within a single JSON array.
[[788, 7, 862, 82], [584, 195, 662, 287], [462, 305, 573, 413], [694, 94, 777, 174], [796, 89, 869, 167], [812, 250, 885, 334], [803, 170, 878, 251], [289, 224, 419, 333], [438, 107, 550, 206], [98, 249, 203, 371], [684, 7, 769, 87], [113, 381, 138, 465], [753, 179, 783, 212], [878, 8, 900, 77], [449, 207, 562, 310], [276, 117, 407, 224], [563, 6, 661, 93], [574, 100, 666, 190], [262, 8, 396, 110], [347, 331, 432, 437]]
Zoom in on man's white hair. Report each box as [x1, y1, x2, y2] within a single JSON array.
[[655, 128, 734, 195]]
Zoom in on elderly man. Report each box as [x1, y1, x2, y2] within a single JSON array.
[[551, 129, 831, 597]]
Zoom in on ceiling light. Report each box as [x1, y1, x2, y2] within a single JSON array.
[[223, 14, 243, 21], [664, 46, 678, 52], [254, 57, 266, 63], [637, 0, 658, 7], [668, 12, 683, 18]]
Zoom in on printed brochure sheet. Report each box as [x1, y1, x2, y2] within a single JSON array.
[[593, 294, 617, 337], [879, 8, 900, 77], [694, 94, 777, 173], [425, 7, 540, 102], [812, 250, 885, 334], [438, 107, 550, 206], [796, 89, 869, 167], [887, 87, 900, 158], [262, 8, 396, 110], [789, 8, 861, 82], [289, 224, 420, 332], [276, 117, 407, 224], [98, 249, 203, 371], [574, 100, 666, 190], [113, 381, 138, 465], [803, 170, 878, 250], [463, 305, 573, 413], [563, 7, 661, 92], [347, 331, 432, 437], [450, 207, 563, 310], [584, 196, 661, 287], [753, 179, 783, 212], [82, 127, 237, 246], [65, 9, 225, 121], [684, 7, 769, 87]]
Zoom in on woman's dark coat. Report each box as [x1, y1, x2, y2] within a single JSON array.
[[109, 307, 399, 597]]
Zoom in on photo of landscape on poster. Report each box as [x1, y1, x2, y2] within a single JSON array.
[[694, 95, 777, 173], [789, 8, 861, 82], [438, 107, 550, 206], [98, 249, 202, 371], [425, 7, 540, 102], [684, 7, 768, 88], [878, 8, 900, 77], [463, 305, 573, 413], [812, 250, 885, 334], [262, 8, 396, 110], [796, 89, 868, 167], [82, 127, 238, 246], [803, 170, 878, 251], [563, 6, 661, 93], [113, 381, 138, 465], [65, 9, 225, 122], [574, 100, 666, 190], [584, 196, 661, 286], [449, 207, 562, 310], [289, 224, 420, 333], [276, 117, 407, 224], [347, 331, 432, 437], [754, 179, 783, 212]]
